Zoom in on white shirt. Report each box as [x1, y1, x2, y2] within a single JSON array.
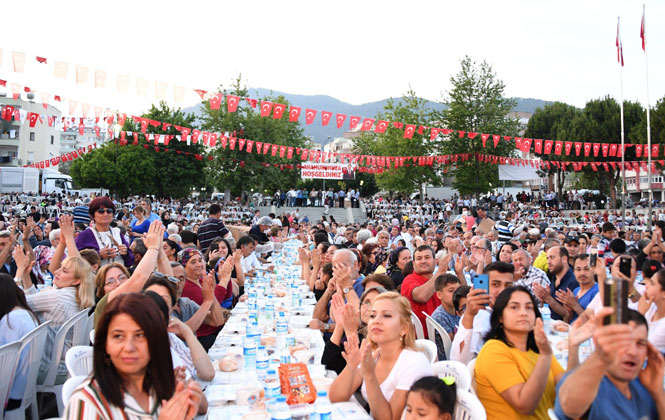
[[645, 305, 665, 353], [450, 309, 492, 364], [360, 349, 433, 402], [241, 252, 262, 273]]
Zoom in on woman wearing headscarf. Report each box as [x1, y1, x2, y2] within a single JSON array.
[[386, 246, 412, 289]]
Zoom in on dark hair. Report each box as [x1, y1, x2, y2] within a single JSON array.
[[209, 204, 222, 215], [483, 261, 515, 275], [610, 238, 627, 255], [642, 259, 662, 279], [414, 245, 435, 259], [434, 273, 460, 291], [362, 273, 395, 291], [132, 238, 147, 257], [626, 308, 648, 331], [80, 249, 102, 267], [180, 230, 198, 245], [142, 274, 177, 307], [0, 273, 38, 327], [321, 262, 333, 279], [314, 230, 328, 246], [573, 253, 590, 266], [49, 220, 60, 230], [602, 222, 616, 233], [93, 294, 175, 408], [453, 285, 471, 313], [362, 243, 380, 259], [88, 197, 115, 217], [164, 239, 181, 253], [498, 242, 518, 257], [142, 290, 170, 323], [402, 261, 414, 277], [408, 376, 456, 416], [237, 235, 255, 249], [484, 286, 541, 352]]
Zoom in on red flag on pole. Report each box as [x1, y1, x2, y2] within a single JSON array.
[[616, 18, 624, 66], [641, 6, 646, 52]]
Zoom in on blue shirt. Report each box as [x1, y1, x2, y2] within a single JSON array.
[[571, 283, 599, 322], [554, 372, 657, 420], [549, 267, 579, 321], [353, 277, 364, 298], [430, 305, 460, 361]]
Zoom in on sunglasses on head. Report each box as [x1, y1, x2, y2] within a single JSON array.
[[96, 208, 114, 214], [152, 271, 180, 284]]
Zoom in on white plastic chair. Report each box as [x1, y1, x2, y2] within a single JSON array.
[[65, 345, 94, 377], [5, 321, 52, 420], [454, 388, 487, 420], [410, 312, 425, 340], [83, 313, 95, 345], [548, 408, 561, 420], [423, 311, 452, 359], [432, 360, 472, 392], [72, 310, 93, 347], [467, 358, 477, 393], [415, 339, 437, 364], [0, 341, 22, 416], [37, 309, 89, 415], [89, 328, 95, 345], [62, 375, 87, 408]]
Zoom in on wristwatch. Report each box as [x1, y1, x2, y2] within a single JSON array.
[[343, 287, 351, 295], [324, 323, 330, 332]]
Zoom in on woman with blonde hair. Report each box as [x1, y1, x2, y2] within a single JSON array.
[[14, 245, 95, 382], [329, 291, 433, 420]]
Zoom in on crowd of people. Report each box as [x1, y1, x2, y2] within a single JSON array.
[[2, 191, 665, 419]]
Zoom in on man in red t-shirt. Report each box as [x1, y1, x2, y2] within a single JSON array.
[[400, 245, 449, 338]]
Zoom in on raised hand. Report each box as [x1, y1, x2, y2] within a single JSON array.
[[330, 292, 345, 324], [341, 332, 362, 370], [568, 310, 595, 347], [12, 244, 32, 273], [639, 341, 665, 396], [592, 307, 635, 366], [342, 303, 360, 336], [359, 339, 377, 380], [59, 214, 75, 239], [217, 257, 234, 289], [534, 318, 553, 355], [143, 220, 165, 250], [201, 271, 216, 303], [311, 248, 321, 268]]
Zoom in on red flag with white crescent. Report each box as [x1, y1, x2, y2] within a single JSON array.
[[583, 143, 591, 157], [544, 140, 553, 154], [609, 144, 618, 157], [403, 125, 416, 139], [272, 103, 286, 119], [209, 93, 223, 110], [289, 106, 301, 122], [616, 19, 624, 66], [336, 114, 347, 128], [375, 120, 388, 134], [349, 116, 361, 130], [574, 142, 582, 156], [227, 95, 240, 112], [360, 118, 374, 131], [601, 143, 609, 157], [321, 111, 332, 126], [564, 142, 572, 156], [305, 109, 317, 125], [592, 143, 600, 157], [260, 101, 273, 117], [493, 135, 501, 148]]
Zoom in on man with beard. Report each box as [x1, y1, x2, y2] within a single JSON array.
[[401, 245, 450, 337], [533, 246, 578, 321]]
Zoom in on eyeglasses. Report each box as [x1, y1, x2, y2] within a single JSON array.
[[362, 300, 373, 306], [96, 208, 114, 214], [371, 251, 379, 256], [152, 271, 180, 284], [105, 274, 128, 286]]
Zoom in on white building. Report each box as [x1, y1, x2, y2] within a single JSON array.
[[323, 136, 354, 156], [60, 121, 107, 156], [0, 94, 62, 167], [625, 169, 665, 202]]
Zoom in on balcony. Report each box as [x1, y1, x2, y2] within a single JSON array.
[[0, 137, 19, 147]]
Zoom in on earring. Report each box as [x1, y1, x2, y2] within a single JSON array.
[[104, 353, 111, 366]]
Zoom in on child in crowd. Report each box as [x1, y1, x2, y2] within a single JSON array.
[[430, 274, 461, 360], [453, 285, 470, 317], [404, 376, 457, 420]]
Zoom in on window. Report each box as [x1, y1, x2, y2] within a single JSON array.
[[30, 132, 35, 141], [28, 151, 34, 162], [51, 135, 54, 145]]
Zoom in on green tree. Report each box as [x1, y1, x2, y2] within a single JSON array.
[[71, 102, 205, 197], [352, 89, 439, 196], [435, 56, 520, 196], [524, 102, 582, 194], [199, 78, 310, 198]]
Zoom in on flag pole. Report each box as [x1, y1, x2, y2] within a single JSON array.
[[618, 17, 626, 225], [644, 4, 653, 230]]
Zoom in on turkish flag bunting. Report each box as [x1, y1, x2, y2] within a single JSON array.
[[28, 112, 38, 127], [209, 133, 218, 147], [610, 162, 617, 170], [523, 138, 532, 152], [262, 143, 270, 155], [592, 143, 600, 157], [289, 107, 302, 122], [94, 126, 100, 137], [161, 123, 171, 131], [132, 132, 139, 145], [360, 118, 374, 131], [493, 135, 501, 148], [430, 128, 441, 141], [164, 135, 174, 145], [393, 122, 403, 129], [79, 122, 84, 136], [321, 111, 332, 126], [349, 116, 361, 130], [191, 130, 201, 143], [201, 132, 210, 146], [544, 140, 553, 154], [153, 134, 161, 145], [652, 144, 659, 158], [209, 93, 223, 110], [458, 131, 466, 138], [260, 101, 273, 117], [230, 137, 238, 150], [279, 145, 286, 158], [562, 142, 571, 156], [227, 95, 240, 112], [194, 89, 207, 99], [140, 119, 148, 134], [271, 145, 278, 156], [234, 138, 243, 151], [375, 120, 388, 134], [601, 143, 609, 157], [1, 105, 14, 120], [481, 134, 490, 148], [220, 136, 228, 149], [48, 116, 54, 127], [287, 147, 293, 159], [583, 143, 591, 157], [180, 128, 191, 141], [404, 125, 416, 139], [305, 109, 317, 125], [609, 144, 618, 156], [245, 139, 253, 153], [301, 149, 308, 160], [467, 132, 478, 139], [515, 138, 523, 150], [272, 103, 286, 119]]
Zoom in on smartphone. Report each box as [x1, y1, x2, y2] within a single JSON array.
[[603, 278, 629, 325], [590, 253, 597, 267], [472, 274, 489, 293], [619, 256, 632, 278], [210, 243, 219, 253]]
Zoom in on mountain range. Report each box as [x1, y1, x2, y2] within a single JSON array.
[[183, 88, 552, 145]]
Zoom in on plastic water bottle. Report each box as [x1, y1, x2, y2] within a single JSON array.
[[243, 336, 257, 370], [266, 295, 275, 322], [276, 312, 288, 348], [248, 289, 257, 311], [43, 272, 53, 287], [291, 285, 301, 308], [313, 390, 332, 420], [541, 304, 551, 334], [256, 346, 269, 380], [271, 396, 291, 420], [279, 349, 291, 364], [264, 368, 282, 400]]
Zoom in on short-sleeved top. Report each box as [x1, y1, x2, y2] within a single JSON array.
[[430, 305, 460, 361], [172, 297, 200, 323], [0, 309, 38, 399], [360, 348, 433, 402], [571, 283, 599, 322], [549, 267, 579, 321], [475, 339, 564, 420], [182, 278, 231, 337], [198, 217, 230, 253], [554, 372, 657, 420], [400, 273, 440, 338]]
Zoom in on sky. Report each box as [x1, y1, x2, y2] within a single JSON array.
[[1, 0, 663, 116]]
